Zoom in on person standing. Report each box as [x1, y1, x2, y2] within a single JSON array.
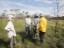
[[38, 14, 47, 43], [4, 14, 16, 48], [25, 15, 31, 37], [33, 15, 39, 40]]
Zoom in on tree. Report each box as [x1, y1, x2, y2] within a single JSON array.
[[10, 9, 21, 17], [1, 10, 7, 19], [54, 0, 64, 48]]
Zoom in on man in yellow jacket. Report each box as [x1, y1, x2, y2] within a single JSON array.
[[38, 14, 47, 43]]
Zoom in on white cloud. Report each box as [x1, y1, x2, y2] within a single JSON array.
[[43, 1, 54, 4], [28, 0, 55, 4]]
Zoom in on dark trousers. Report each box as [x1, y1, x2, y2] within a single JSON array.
[[39, 31, 45, 43], [25, 26, 31, 37], [33, 26, 37, 39]]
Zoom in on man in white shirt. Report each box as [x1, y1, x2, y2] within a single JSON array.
[[25, 15, 31, 37], [4, 14, 16, 48]]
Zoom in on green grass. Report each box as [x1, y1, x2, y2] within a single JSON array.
[[0, 19, 64, 48]]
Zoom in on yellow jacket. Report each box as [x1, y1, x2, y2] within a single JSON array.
[[38, 17, 47, 32]]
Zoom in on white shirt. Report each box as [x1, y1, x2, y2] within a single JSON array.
[[25, 18, 31, 26], [5, 21, 16, 38]]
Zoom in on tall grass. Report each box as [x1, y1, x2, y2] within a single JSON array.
[[0, 19, 64, 48]]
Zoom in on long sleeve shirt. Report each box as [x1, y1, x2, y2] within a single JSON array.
[[5, 21, 16, 38], [39, 17, 47, 32], [25, 18, 31, 27], [33, 18, 39, 26]]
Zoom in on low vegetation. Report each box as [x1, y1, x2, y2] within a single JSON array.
[[0, 19, 64, 48]]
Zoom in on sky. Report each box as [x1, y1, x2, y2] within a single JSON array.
[[0, 0, 64, 16]]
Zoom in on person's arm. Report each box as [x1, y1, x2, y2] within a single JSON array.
[[30, 18, 32, 25], [5, 24, 10, 32], [4, 22, 13, 32]]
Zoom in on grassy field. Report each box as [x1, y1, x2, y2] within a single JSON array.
[[0, 19, 64, 48]]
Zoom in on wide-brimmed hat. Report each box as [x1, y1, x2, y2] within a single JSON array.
[[7, 14, 15, 21]]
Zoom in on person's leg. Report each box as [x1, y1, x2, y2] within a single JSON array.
[[33, 26, 36, 39], [28, 26, 31, 37], [25, 26, 30, 38], [13, 36, 16, 48], [13, 36, 16, 45], [32, 26, 37, 42], [25, 26, 28, 35], [9, 37, 13, 48], [39, 31, 45, 43]]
